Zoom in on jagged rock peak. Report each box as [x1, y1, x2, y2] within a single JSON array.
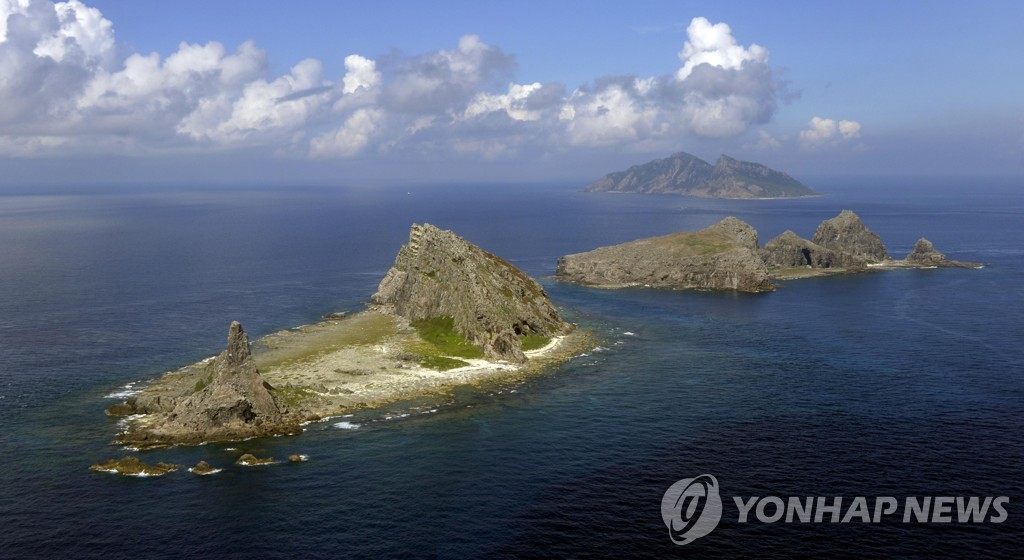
[[115, 321, 295, 447], [908, 238, 941, 259], [811, 210, 889, 262], [373, 223, 571, 363], [225, 321, 250, 366], [906, 238, 948, 265]]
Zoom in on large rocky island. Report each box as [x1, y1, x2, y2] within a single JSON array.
[[557, 210, 980, 292], [584, 152, 818, 199], [106, 224, 584, 449]]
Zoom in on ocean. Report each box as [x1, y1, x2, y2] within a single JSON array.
[[0, 180, 1021, 558]]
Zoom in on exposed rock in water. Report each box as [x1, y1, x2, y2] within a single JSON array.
[[90, 456, 179, 476], [372, 224, 572, 363], [811, 210, 889, 263], [761, 230, 867, 270], [905, 238, 980, 268], [189, 460, 218, 475], [288, 454, 306, 463], [556, 217, 775, 292], [584, 152, 818, 199], [236, 453, 275, 466], [116, 322, 299, 447]]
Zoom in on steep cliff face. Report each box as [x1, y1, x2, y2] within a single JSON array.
[[761, 230, 867, 269], [584, 152, 817, 199], [372, 224, 572, 363], [117, 322, 297, 446], [555, 217, 775, 292], [811, 210, 889, 263]]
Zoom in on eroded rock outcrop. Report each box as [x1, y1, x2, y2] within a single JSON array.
[[905, 238, 979, 268], [811, 210, 889, 263], [556, 217, 775, 292], [372, 224, 572, 363], [761, 230, 866, 270], [116, 322, 299, 447]]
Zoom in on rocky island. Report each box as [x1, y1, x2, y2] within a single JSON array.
[[105, 224, 586, 449], [584, 152, 818, 199], [556, 217, 775, 292], [557, 210, 980, 292]]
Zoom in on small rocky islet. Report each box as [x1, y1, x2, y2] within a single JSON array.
[[556, 210, 980, 292]]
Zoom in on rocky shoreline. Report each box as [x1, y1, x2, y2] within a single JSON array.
[[103, 223, 593, 451], [557, 210, 981, 291]]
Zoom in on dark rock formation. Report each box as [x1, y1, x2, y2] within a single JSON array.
[[372, 224, 573, 363], [556, 217, 775, 292], [584, 152, 817, 199], [190, 460, 218, 475], [236, 453, 275, 466], [761, 230, 866, 270], [811, 210, 889, 263], [90, 456, 179, 476], [905, 238, 980, 268], [116, 322, 299, 447]]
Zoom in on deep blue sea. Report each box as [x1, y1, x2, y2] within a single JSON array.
[[0, 180, 1021, 558]]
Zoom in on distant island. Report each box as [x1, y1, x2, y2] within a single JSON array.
[[556, 210, 980, 292], [584, 151, 818, 199], [104, 224, 587, 451]]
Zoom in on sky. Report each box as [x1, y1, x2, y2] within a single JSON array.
[[1, 0, 1022, 187]]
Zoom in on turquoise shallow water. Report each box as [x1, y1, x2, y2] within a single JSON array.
[[0, 181, 1021, 558]]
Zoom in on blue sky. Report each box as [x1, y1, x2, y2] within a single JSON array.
[[1, 0, 1022, 186]]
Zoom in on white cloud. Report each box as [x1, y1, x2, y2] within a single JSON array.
[[464, 82, 542, 121], [342, 54, 379, 94], [0, 0, 34, 42], [179, 58, 331, 143], [838, 119, 861, 139], [676, 17, 768, 80], [559, 17, 778, 144], [310, 108, 383, 157], [33, 0, 113, 65], [800, 116, 862, 147], [562, 80, 658, 146], [0, 4, 812, 164]]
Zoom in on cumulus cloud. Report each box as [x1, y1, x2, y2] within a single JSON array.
[[799, 116, 861, 147], [0, 3, 805, 162], [310, 108, 384, 158], [676, 17, 768, 80]]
